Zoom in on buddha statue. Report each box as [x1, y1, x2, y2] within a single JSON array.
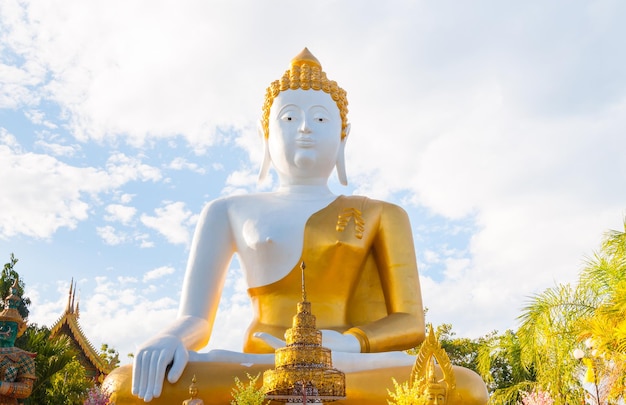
[[181, 375, 204, 405], [104, 48, 488, 405], [0, 279, 36, 404]]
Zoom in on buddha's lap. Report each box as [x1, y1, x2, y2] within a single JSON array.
[[105, 361, 488, 405]]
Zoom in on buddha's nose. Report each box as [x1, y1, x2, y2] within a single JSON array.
[[298, 117, 312, 134]]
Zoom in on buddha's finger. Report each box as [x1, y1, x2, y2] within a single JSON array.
[[254, 332, 285, 349], [132, 350, 150, 398], [131, 351, 141, 395], [143, 350, 160, 402], [167, 344, 189, 383]]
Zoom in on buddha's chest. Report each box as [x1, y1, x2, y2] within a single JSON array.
[[234, 205, 311, 252], [228, 198, 333, 286], [232, 199, 373, 254], [228, 195, 376, 287]]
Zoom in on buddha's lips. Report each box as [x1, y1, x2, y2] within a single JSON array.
[[0, 331, 11, 337], [296, 139, 315, 147]]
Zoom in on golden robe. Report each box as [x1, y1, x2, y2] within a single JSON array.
[[245, 195, 424, 354]]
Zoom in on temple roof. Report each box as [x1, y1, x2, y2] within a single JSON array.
[[49, 280, 112, 379]]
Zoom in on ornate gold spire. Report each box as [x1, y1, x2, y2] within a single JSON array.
[[263, 262, 345, 402], [300, 262, 307, 302], [261, 48, 349, 140], [291, 48, 321, 69], [0, 278, 27, 337]]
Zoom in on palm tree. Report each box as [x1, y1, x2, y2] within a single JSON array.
[[515, 283, 589, 405], [577, 218, 626, 403], [16, 325, 78, 404], [476, 329, 536, 404]]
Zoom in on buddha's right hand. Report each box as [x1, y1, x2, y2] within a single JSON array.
[[131, 334, 189, 402]]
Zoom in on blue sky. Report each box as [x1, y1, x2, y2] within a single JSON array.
[[1, 1, 625, 363]]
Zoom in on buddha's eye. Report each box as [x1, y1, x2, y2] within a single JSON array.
[[280, 113, 296, 122]]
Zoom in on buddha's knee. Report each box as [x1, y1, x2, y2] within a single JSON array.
[[448, 365, 489, 405]]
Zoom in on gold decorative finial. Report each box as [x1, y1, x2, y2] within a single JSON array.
[[410, 324, 458, 404], [0, 277, 27, 337], [290, 47, 321, 69], [262, 48, 349, 139], [300, 262, 307, 302]]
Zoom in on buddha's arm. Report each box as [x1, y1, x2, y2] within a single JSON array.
[[178, 198, 236, 348], [132, 198, 235, 401], [347, 203, 425, 352]]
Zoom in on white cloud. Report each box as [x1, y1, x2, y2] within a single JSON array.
[[104, 204, 137, 225], [0, 135, 163, 239], [137, 235, 154, 248], [96, 225, 126, 246], [118, 193, 134, 204], [25, 110, 58, 129], [0, 143, 98, 239], [221, 168, 260, 196], [167, 157, 205, 174], [0, 130, 21, 151], [140, 202, 196, 245], [106, 153, 162, 184], [34, 140, 78, 157], [68, 276, 179, 361], [143, 266, 176, 282]]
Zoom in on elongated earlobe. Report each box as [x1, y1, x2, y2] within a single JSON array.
[[336, 124, 350, 186], [258, 122, 271, 183]]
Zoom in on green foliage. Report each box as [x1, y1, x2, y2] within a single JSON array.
[[230, 373, 268, 405], [45, 358, 92, 405], [434, 323, 482, 371], [510, 284, 586, 405], [476, 329, 536, 404], [386, 378, 426, 405], [99, 343, 120, 369], [17, 324, 79, 404]]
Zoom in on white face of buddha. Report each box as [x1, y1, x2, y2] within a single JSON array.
[[268, 89, 344, 185]]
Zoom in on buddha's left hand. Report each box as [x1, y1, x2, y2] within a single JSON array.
[[254, 330, 360, 352]]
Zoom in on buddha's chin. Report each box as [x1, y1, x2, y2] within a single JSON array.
[[293, 153, 316, 170]]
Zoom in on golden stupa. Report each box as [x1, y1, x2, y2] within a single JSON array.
[[263, 263, 346, 402]]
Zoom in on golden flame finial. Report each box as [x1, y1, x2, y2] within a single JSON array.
[[290, 47, 321, 69], [300, 262, 307, 302]]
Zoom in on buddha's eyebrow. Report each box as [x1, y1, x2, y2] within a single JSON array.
[[308, 105, 330, 112], [276, 104, 300, 115]]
